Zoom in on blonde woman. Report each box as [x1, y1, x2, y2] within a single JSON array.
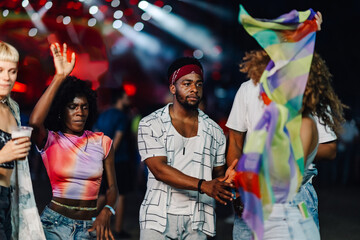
[[0, 41, 45, 239]]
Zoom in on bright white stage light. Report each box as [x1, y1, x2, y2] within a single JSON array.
[[111, 0, 120, 8], [28, 28, 38, 37], [63, 16, 71, 25], [134, 22, 144, 31], [22, 0, 29, 8], [138, 1, 149, 10], [114, 10, 123, 19], [141, 12, 151, 21], [88, 18, 97, 27], [114, 22, 160, 55], [162, 5, 172, 13], [31, 12, 39, 21], [193, 49, 204, 59], [139, 2, 221, 59], [89, 6, 99, 15], [2, 9, 9, 17], [44, 1, 53, 10], [23, 1, 49, 33], [113, 20, 123, 29]]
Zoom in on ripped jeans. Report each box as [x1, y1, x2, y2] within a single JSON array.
[[40, 206, 96, 240]]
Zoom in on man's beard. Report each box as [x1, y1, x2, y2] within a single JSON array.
[[175, 91, 201, 110]]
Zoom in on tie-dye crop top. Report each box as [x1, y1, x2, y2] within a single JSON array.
[[39, 130, 112, 200]]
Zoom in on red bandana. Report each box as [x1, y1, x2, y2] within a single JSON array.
[[169, 64, 203, 85]]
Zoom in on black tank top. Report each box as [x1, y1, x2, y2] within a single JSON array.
[[0, 129, 14, 169]]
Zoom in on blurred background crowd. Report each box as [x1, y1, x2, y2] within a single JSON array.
[[1, 0, 359, 239]]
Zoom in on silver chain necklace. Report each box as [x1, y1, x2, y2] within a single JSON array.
[[0, 98, 7, 104], [181, 118, 198, 155]]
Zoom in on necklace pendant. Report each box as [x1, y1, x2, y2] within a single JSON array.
[[183, 147, 185, 155]]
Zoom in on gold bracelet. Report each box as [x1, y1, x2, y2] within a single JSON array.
[[51, 200, 97, 211]]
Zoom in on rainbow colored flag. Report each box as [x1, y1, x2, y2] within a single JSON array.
[[234, 5, 318, 240]]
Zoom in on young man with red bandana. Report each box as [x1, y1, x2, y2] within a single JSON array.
[[137, 57, 235, 239]]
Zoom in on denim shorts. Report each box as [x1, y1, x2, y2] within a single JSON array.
[[40, 206, 96, 240], [0, 186, 11, 240], [140, 214, 207, 240]]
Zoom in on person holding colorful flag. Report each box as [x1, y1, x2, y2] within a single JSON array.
[[226, 5, 345, 240]]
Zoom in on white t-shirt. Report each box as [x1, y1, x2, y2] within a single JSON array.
[[226, 79, 337, 144], [168, 126, 199, 215], [226, 80, 265, 136]]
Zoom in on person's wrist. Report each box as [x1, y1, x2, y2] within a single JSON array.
[[198, 179, 205, 194], [54, 73, 66, 80], [104, 204, 116, 216]]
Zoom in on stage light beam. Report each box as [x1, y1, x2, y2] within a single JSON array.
[[138, 2, 221, 59]]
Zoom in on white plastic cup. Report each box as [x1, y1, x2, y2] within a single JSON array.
[[11, 126, 33, 139], [11, 126, 33, 160]]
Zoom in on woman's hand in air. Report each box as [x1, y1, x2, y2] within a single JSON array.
[[315, 11, 322, 31], [50, 42, 75, 78], [88, 207, 114, 240]]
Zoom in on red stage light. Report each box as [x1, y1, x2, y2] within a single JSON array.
[[74, 2, 82, 10], [100, 5, 108, 13], [212, 71, 221, 81], [124, 8, 133, 16], [12, 82, 27, 93], [123, 83, 137, 96], [154, 0, 164, 7], [67, 1, 74, 9], [129, 0, 139, 5]]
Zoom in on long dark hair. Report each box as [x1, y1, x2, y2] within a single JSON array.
[[301, 52, 346, 136], [44, 76, 97, 132]]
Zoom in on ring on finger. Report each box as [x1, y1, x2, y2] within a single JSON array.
[[14, 140, 19, 145]]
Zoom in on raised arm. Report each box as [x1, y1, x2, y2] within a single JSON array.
[[145, 156, 234, 205], [29, 43, 75, 148]]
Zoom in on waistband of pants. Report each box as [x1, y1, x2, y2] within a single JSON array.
[[42, 205, 93, 228]]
